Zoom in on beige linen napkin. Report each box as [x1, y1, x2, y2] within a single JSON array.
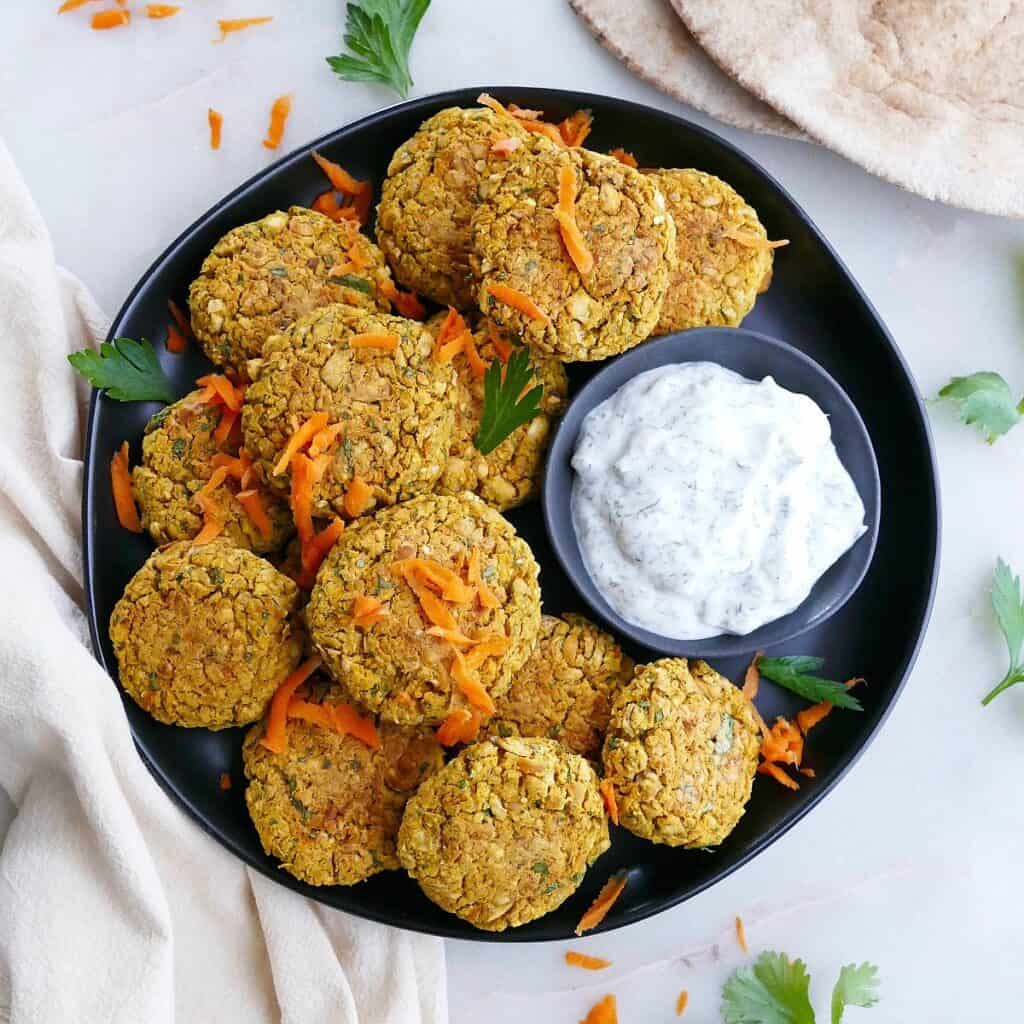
[[0, 138, 446, 1024]]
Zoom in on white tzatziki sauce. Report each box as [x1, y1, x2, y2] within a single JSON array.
[[571, 362, 867, 640]]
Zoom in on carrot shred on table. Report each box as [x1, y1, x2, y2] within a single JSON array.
[[349, 332, 398, 351], [262, 94, 291, 150], [490, 135, 522, 157], [215, 16, 273, 42], [575, 873, 627, 936], [565, 951, 612, 971], [206, 107, 224, 150], [675, 990, 689, 1016], [235, 488, 272, 540], [723, 227, 789, 250], [580, 994, 618, 1024], [58, 0, 99, 12], [435, 707, 477, 746], [450, 650, 496, 714], [741, 650, 763, 701], [599, 779, 619, 825], [218, 772, 232, 791], [352, 594, 386, 628], [735, 915, 749, 953], [332, 701, 381, 750], [286, 697, 336, 732], [608, 147, 638, 168], [146, 4, 181, 18], [486, 322, 514, 363], [758, 760, 800, 790], [260, 656, 322, 754], [487, 282, 551, 324], [213, 406, 239, 446], [311, 151, 367, 197], [110, 441, 142, 533], [558, 109, 593, 147], [274, 412, 329, 477], [554, 163, 594, 276], [91, 8, 130, 29], [343, 475, 374, 518]]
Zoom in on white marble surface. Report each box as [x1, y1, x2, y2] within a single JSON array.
[[3, 2, 1023, 1020]]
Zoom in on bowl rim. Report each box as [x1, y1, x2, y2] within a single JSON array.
[[542, 326, 882, 658]]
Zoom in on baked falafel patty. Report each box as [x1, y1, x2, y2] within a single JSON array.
[[242, 304, 456, 517], [132, 390, 293, 553], [243, 686, 444, 886], [426, 313, 568, 510], [646, 169, 773, 333], [471, 146, 676, 361], [602, 658, 760, 848], [306, 492, 542, 726], [484, 613, 633, 759], [189, 207, 393, 373], [109, 538, 304, 728], [375, 106, 531, 309], [397, 737, 610, 931]]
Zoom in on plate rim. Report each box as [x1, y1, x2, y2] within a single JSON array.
[[81, 85, 942, 942]]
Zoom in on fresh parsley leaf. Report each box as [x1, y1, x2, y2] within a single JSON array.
[[326, 0, 430, 98], [936, 372, 1024, 443], [757, 656, 863, 711], [831, 963, 880, 1024], [68, 337, 175, 404], [981, 557, 1024, 705], [474, 347, 543, 455], [722, 951, 815, 1024]]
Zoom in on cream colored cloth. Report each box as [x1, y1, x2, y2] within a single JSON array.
[[0, 139, 447, 1024]]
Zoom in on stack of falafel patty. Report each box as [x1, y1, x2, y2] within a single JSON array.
[[110, 99, 776, 932]]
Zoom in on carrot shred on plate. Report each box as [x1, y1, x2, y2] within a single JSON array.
[[378, 279, 427, 320], [167, 298, 193, 340], [565, 951, 612, 971], [235, 488, 272, 540], [487, 282, 551, 325], [166, 322, 188, 354], [289, 453, 316, 545], [554, 163, 594, 276], [558, 109, 593, 148], [399, 563, 458, 631], [349, 332, 398, 351], [274, 412, 329, 477], [218, 772, 232, 791], [608, 147, 638, 168], [311, 189, 344, 222], [467, 547, 501, 609], [434, 333, 465, 364], [462, 635, 512, 671], [426, 626, 476, 648], [110, 441, 142, 533], [195, 373, 244, 412], [211, 448, 254, 485], [215, 16, 273, 42], [575, 873, 627, 936], [332, 701, 381, 750], [450, 650, 495, 714], [490, 135, 522, 157], [580, 994, 618, 1024], [352, 594, 386, 629], [760, 716, 804, 767], [799, 767, 816, 778], [261, 657, 321, 754], [91, 8, 130, 29], [741, 650, 763, 701], [412, 557, 475, 604], [146, 4, 180, 18], [735, 915, 749, 953], [212, 406, 239, 446], [795, 700, 833, 734], [486, 322, 514, 363], [723, 226, 789, 250], [757, 760, 800, 790], [462, 332, 489, 379], [307, 423, 343, 459], [207, 107, 223, 149], [675, 990, 689, 1016], [343, 475, 374, 518], [311, 151, 367, 197], [286, 697, 336, 732], [262, 94, 291, 150], [599, 779, 618, 825], [435, 707, 474, 746]]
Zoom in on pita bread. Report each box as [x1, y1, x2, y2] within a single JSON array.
[[569, 0, 802, 138], [673, 0, 1024, 217]]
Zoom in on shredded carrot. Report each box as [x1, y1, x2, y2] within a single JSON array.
[[378, 279, 427, 320], [599, 779, 619, 825], [760, 716, 804, 767], [192, 516, 224, 545], [289, 453, 316, 545], [735, 916, 749, 953], [343, 475, 374, 518], [219, 772, 232, 791], [462, 332, 489, 379], [796, 701, 833, 734], [434, 333, 465, 364], [558, 109, 593, 148], [146, 4, 181, 18], [167, 298, 192, 340], [799, 767, 816, 778], [260, 656, 322, 754], [477, 93, 513, 118], [676, 990, 689, 1016], [349, 332, 399, 351], [399, 564, 458, 630], [462, 636, 512, 672], [207, 107, 223, 150], [741, 651, 763, 701], [758, 760, 800, 790], [507, 102, 546, 121], [576, 873, 627, 936], [723, 227, 789, 251], [450, 650, 496, 714], [216, 16, 273, 42], [213, 406, 239, 446], [165, 322, 188, 354], [352, 594, 386, 628], [311, 151, 367, 197], [435, 708, 475, 746], [311, 189, 345, 221], [91, 8, 130, 29], [486, 322, 514, 363], [58, 0, 99, 12], [295, 518, 344, 589], [193, 462, 230, 543], [195, 373, 244, 412], [608, 147, 638, 168], [307, 423, 343, 459], [409, 558, 475, 604], [211, 449, 254, 487], [554, 163, 595, 276], [262, 94, 291, 150], [580, 994, 618, 1024], [490, 136, 522, 157], [565, 951, 612, 971], [110, 441, 142, 533], [286, 697, 336, 732], [274, 412, 329, 477], [331, 702, 381, 750], [487, 282, 551, 325], [426, 626, 476, 648], [195, 466, 228, 511], [235, 488, 272, 540]]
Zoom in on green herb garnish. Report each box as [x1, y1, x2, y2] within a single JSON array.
[[474, 347, 543, 455], [69, 337, 175, 404], [936, 371, 1023, 443], [981, 557, 1024, 705], [326, 0, 430, 99], [756, 656, 863, 711], [722, 951, 879, 1024], [330, 273, 374, 294]]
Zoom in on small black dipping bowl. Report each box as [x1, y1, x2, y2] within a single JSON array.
[[542, 328, 881, 659]]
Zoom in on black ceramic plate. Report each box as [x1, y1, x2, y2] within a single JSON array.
[[82, 87, 939, 942]]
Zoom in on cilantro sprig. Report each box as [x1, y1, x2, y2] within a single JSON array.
[[757, 656, 863, 711], [326, 0, 430, 99], [936, 371, 1024, 443], [474, 347, 543, 455], [722, 951, 879, 1024], [981, 557, 1024, 705], [68, 337, 175, 404]]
